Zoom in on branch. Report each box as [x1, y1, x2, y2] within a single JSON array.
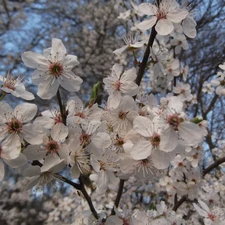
[[202, 156, 225, 177], [79, 177, 99, 220], [203, 94, 218, 117], [111, 179, 125, 215], [172, 195, 187, 211], [135, 26, 157, 87], [56, 89, 66, 125], [56, 174, 81, 190]]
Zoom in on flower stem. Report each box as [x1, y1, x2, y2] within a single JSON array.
[[56, 89, 66, 125], [111, 179, 125, 215], [79, 176, 99, 220], [135, 26, 157, 87]]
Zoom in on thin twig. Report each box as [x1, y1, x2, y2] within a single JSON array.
[[56, 89, 66, 125], [57, 174, 81, 190], [172, 195, 187, 211], [79, 177, 99, 220], [111, 179, 125, 215], [135, 26, 157, 87], [202, 156, 225, 177]]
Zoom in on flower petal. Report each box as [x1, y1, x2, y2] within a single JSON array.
[[58, 72, 83, 92], [22, 51, 49, 69], [155, 19, 174, 35], [137, 16, 157, 30], [133, 116, 153, 137], [51, 38, 67, 62], [14, 103, 37, 123], [37, 77, 59, 99], [139, 3, 158, 16], [130, 139, 152, 160]]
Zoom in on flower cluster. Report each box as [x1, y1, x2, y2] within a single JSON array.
[[1, 0, 225, 224]]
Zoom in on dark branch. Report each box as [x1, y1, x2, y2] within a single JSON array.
[[135, 26, 157, 87], [202, 156, 225, 177], [111, 179, 125, 215], [56, 89, 66, 125], [56, 174, 81, 190], [79, 177, 99, 220], [172, 195, 187, 211]]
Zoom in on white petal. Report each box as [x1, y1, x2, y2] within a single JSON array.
[[51, 160, 66, 173], [37, 77, 59, 99], [14, 103, 37, 123], [51, 38, 67, 62], [23, 145, 46, 160], [139, 3, 157, 16], [113, 45, 128, 55], [62, 55, 80, 69], [105, 216, 123, 225], [112, 64, 123, 79], [32, 69, 49, 85], [51, 123, 68, 142], [4, 153, 27, 168], [198, 200, 210, 213], [121, 67, 137, 82], [22, 51, 49, 69], [92, 132, 112, 149], [24, 177, 40, 191], [41, 154, 61, 172], [120, 81, 139, 96], [133, 116, 153, 137], [155, 19, 174, 35], [2, 134, 21, 160], [179, 122, 203, 146], [71, 163, 80, 178], [137, 17, 157, 30], [182, 17, 197, 38], [23, 124, 44, 145], [58, 72, 83, 92], [130, 139, 152, 160], [23, 165, 41, 177], [0, 102, 13, 123], [193, 203, 208, 217], [167, 9, 188, 23], [107, 92, 121, 109], [160, 127, 178, 152], [14, 84, 35, 100], [0, 124, 8, 142], [151, 150, 175, 169]]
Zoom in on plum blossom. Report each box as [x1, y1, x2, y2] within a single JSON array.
[[0, 102, 43, 160], [193, 200, 225, 225], [0, 72, 34, 100], [113, 34, 144, 55], [23, 155, 65, 190], [137, 0, 189, 35], [103, 64, 139, 108], [22, 38, 83, 99], [34, 109, 68, 142]]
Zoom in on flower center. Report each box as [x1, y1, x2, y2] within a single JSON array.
[[114, 80, 121, 91], [115, 137, 124, 147], [156, 10, 167, 20], [46, 140, 59, 153], [167, 114, 181, 131], [150, 133, 160, 147], [118, 111, 128, 120], [80, 133, 91, 146], [49, 62, 63, 77], [208, 213, 216, 221], [2, 79, 16, 90], [75, 112, 86, 119], [7, 118, 23, 134], [53, 112, 63, 124]]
